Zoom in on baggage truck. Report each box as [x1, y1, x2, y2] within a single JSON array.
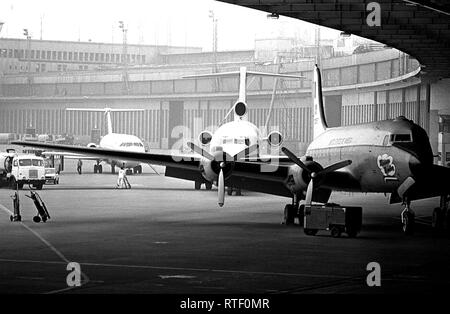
[[303, 203, 362, 238]]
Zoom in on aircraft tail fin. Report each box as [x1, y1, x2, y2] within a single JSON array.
[[66, 108, 145, 135], [313, 65, 328, 139], [184, 67, 303, 123]]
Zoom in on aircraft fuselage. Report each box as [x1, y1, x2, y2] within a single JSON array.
[[306, 116, 433, 193]]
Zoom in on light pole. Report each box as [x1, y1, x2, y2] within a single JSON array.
[[209, 10, 219, 91], [23, 28, 32, 96], [118, 21, 129, 94]]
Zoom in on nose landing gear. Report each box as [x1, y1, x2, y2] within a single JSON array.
[[401, 198, 415, 235]]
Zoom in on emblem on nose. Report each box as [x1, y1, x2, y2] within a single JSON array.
[[377, 154, 396, 177]]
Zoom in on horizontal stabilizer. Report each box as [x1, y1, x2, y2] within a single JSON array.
[[183, 71, 304, 80]]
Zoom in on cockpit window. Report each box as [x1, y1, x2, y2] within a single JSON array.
[[390, 134, 412, 143]]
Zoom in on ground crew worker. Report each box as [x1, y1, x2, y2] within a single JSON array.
[[77, 159, 83, 175], [123, 166, 131, 189], [117, 166, 125, 188]]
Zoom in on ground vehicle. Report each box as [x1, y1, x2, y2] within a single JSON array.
[[303, 203, 362, 238], [0, 152, 46, 190], [44, 167, 59, 184]]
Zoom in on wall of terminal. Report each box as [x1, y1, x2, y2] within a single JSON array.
[[0, 38, 202, 74]]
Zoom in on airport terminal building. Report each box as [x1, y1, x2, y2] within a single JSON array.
[[0, 36, 446, 160]]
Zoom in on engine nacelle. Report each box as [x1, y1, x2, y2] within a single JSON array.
[[87, 143, 98, 148], [198, 151, 235, 183], [267, 131, 283, 147], [234, 101, 247, 117], [285, 156, 323, 194], [198, 131, 213, 146]]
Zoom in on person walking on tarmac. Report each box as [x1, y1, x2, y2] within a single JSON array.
[[77, 159, 83, 175], [116, 166, 125, 188], [122, 164, 131, 189]]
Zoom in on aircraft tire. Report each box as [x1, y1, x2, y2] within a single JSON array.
[[195, 181, 201, 190], [205, 182, 213, 190], [99, 165, 103, 173], [33, 216, 41, 223], [94, 165, 98, 173], [227, 187, 233, 196], [284, 204, 296, 225]]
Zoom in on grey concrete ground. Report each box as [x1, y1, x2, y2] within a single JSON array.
[[0, 159, 449, 294]]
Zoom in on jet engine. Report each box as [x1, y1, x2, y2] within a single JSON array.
[[285, 156, 323, 194], [87, 143, 98, 148], [267, 131, 283, 147], [234, 101, 247, 117], [198, 131, 213, 146]]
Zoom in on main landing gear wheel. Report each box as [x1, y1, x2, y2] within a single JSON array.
[[304, 229, 318, 236], [33, 216, 41, 223], [195, 181, 201, 190], [227, 187, 233, 196], [111, 164, 116, 174], [94, 164, 98, 173], [330, 226, 342, 238], [205, 182, 213, 190], [283, 204, 296, 225]]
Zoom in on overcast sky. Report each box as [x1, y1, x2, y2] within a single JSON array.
[[0, 0, 341, 50]]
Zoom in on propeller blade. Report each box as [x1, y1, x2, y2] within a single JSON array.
[[187, 141, 215, 161], [218, 169, 225, 207], [318, 160, 352, 176], [281, 147, 311, 174], [305, 178, 314, 205]]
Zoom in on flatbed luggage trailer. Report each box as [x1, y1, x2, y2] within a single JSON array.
[[303, 204, 362, 238]]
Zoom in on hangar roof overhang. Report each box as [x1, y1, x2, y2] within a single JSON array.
[[218, 0, 450, 80]]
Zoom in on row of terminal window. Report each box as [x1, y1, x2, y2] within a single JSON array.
[[0, 48, 146, 64]]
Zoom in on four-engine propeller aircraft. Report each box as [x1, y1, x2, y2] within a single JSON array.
[[13, 65, 450, 234]]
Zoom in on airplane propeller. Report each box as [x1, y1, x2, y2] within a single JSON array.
[[281, 147, 352, 205], [218, 163, 225, 207], [187, 141, 259, 207]]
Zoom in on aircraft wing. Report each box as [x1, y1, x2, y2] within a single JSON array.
[[41, 151, 101, 161], [11, 141, 200, 171]]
